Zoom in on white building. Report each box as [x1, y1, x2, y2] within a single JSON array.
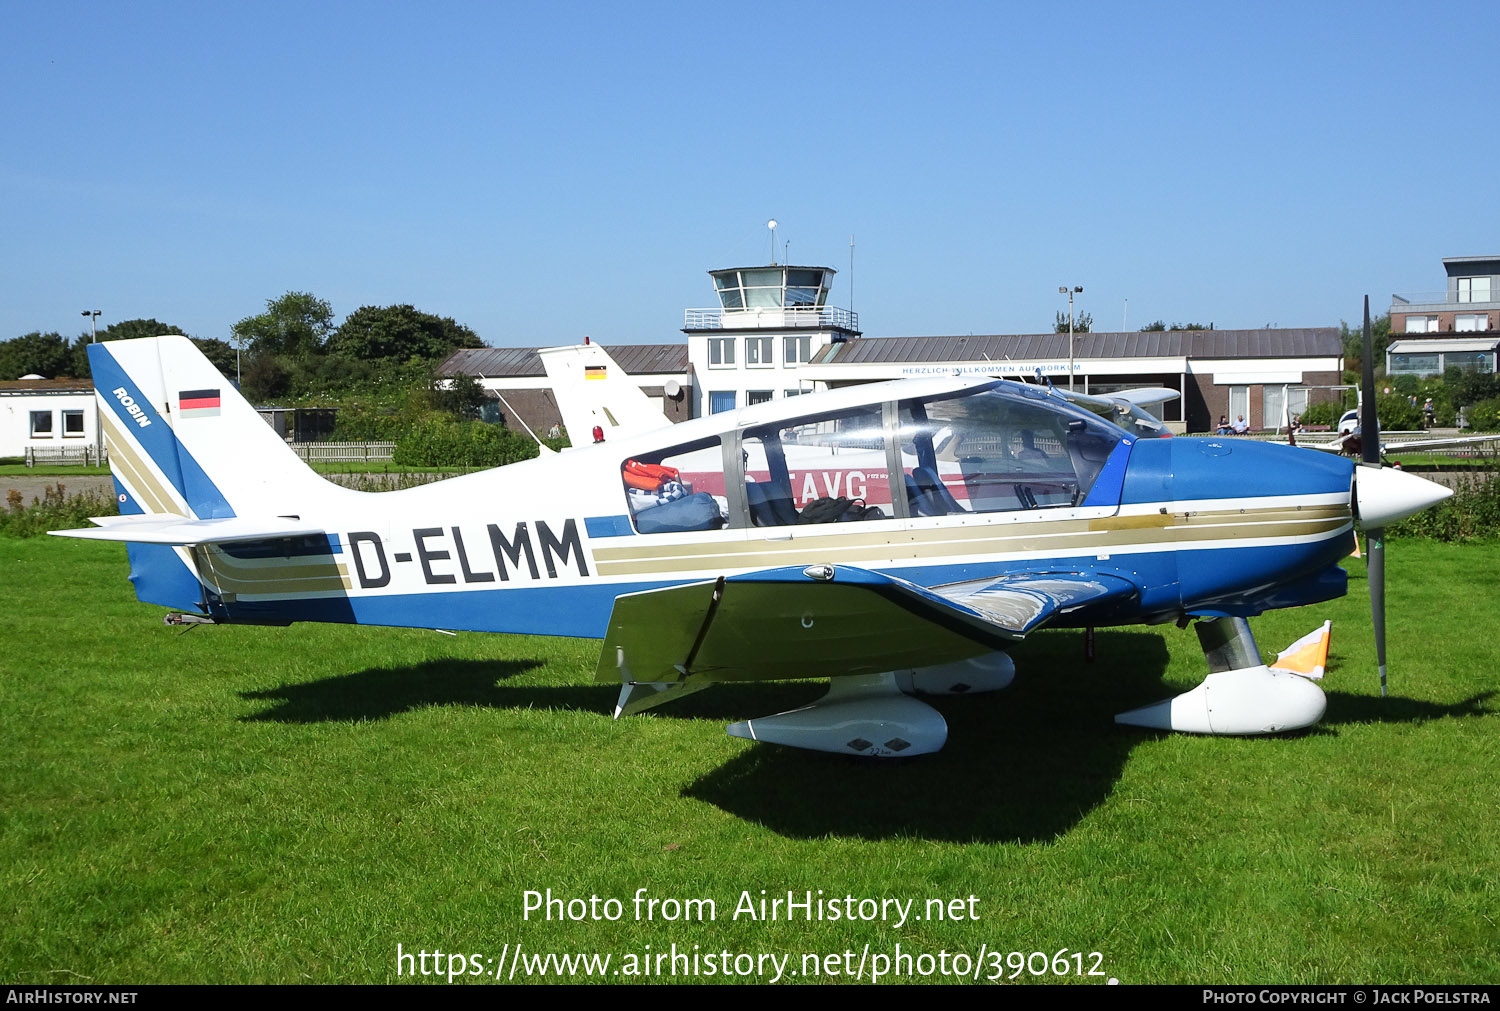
[[0, 378, 102, 462], [681, 264, 860, 417]]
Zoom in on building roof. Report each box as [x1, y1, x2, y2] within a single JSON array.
[[438, 344, 689, 378], [0, 378, 94, 394], [1387, 337, 1499, 354], [814, 328, 1340, 365]]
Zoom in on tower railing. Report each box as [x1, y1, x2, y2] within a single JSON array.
[[684, 305, 859, 330]]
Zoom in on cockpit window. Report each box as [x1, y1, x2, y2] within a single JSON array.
[[742, 407, 895, 526], [899, 387, 1123, 513], [621, 438, 728, 534]]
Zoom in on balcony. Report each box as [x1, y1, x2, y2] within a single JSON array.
[[1392, 290, 1498, 311], [684, 305, 860, 331]]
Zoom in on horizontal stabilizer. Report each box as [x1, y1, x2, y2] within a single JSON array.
[[50, 514, 325, 546]]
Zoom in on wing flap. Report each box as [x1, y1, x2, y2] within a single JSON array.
[[595, 565, 1023, 686]]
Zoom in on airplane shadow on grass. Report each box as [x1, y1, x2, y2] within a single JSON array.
[[237, 632, 1495, 844]]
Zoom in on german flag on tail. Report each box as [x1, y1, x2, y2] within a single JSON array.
[[178, 388, 221, 419]]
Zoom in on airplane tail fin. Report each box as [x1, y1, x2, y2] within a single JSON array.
[[77, 336, 348, 613], [88, 335, 336, 521], [538, 342, 671, 443]]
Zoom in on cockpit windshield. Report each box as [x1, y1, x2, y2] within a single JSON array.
[[620, 382, 1127, 533], [897, 385, 1125, 514]]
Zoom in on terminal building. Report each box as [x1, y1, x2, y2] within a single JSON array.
[[445, 258, 1343, 435]]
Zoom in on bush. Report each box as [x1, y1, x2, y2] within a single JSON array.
[[1299, 402, 1335, 426], [1, 483, 118, 538], [1390, 471, 1500, 542], [392, 416, 544, 468], [330, 407, 407, 441], [1376, 394, 1423, 431]]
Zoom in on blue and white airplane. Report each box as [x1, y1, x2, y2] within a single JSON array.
[[55, 335, 1452, 757]]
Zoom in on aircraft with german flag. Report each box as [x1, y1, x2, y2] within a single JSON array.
[[53, 330, 1449, 756]]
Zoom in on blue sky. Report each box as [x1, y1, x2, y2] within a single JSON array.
[[4, 1, 1495, 348]]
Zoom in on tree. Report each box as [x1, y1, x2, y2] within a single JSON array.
[[1053, 311, 1092, 334], [1339, 314, 1391, 372], [97, 318, 186, 342], [232, 292, 334, 358], [326, 304, 484, 362], [1139, 320, 1167, 332], [0, 331, 74, 380], [191, 338, 238, 378]]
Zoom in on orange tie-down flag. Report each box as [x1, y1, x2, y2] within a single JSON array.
[[1269, 620, 1332, 680]]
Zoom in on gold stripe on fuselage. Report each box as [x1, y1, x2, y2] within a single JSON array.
[[193, 547, 353, 596], [590, 504, 1352, 577]]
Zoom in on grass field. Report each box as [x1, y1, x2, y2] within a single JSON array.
[[2, 536, 1496, 985]]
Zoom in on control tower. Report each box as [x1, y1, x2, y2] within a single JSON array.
[[682, 264, 861, 417]]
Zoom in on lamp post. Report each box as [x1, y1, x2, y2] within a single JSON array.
[[81, 309, 101, 342], [1058, 286, 1083, 390]]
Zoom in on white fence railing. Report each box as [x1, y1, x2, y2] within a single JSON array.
[[289, 441, 396, 462], [24, 446, 108, 467], [684, 305, 860, 330]]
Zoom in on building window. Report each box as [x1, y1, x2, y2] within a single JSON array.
[[1443, 351, 1494, 374], [746, 336, 773, 367], [1405, 316, 1438, 334], [709, 391, 736, 414], [784, 388, 806, 398], [1388, 353, 1440, 376], [62, 410, 85, 437], [747, 390, 773, 406], [1263, 386, 1308, 428], [1456, 314, 1490, 332], [784, 335, 813, 364], [708, 337, 735, 368], [1228, 386, 1249, 429], [30, 411, 53, 437], [1457, 277, 1492, 304]]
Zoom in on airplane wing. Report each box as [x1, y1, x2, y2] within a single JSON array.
[[50, 514, 328, 546], [1051, 386, 1179, 437], [1297, 432, 1500, 456], [595, 564, 1138, 687]]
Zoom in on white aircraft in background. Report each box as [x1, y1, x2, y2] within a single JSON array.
[[55, 333, 1450, 757], [1291, 406, 1500, 460]]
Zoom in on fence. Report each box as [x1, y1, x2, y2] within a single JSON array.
[[288, 441, 397, 463], [24, 446, 108, 467]]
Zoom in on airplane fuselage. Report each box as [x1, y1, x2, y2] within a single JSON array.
[[139, 378, 1356, 638]]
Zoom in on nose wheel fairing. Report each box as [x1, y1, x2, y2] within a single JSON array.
[[1115, 616, 1325, 735]]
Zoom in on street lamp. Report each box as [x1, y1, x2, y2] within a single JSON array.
[[1058, 286, 1083, 391], [81, 309, 101, 342]]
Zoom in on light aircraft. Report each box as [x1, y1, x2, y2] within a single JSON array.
[[56, 329, 1453, 757], [1291, 407, 1500, 460]]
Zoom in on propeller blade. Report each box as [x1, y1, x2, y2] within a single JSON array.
[[1369, 528, 1387, 697], [1360, 295, 1386, 696], [1360, 297, 1381, 466]]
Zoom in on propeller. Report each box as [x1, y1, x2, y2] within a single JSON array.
[[1359, 297, 1386, 696], [1347, 296, 1451, 696]]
